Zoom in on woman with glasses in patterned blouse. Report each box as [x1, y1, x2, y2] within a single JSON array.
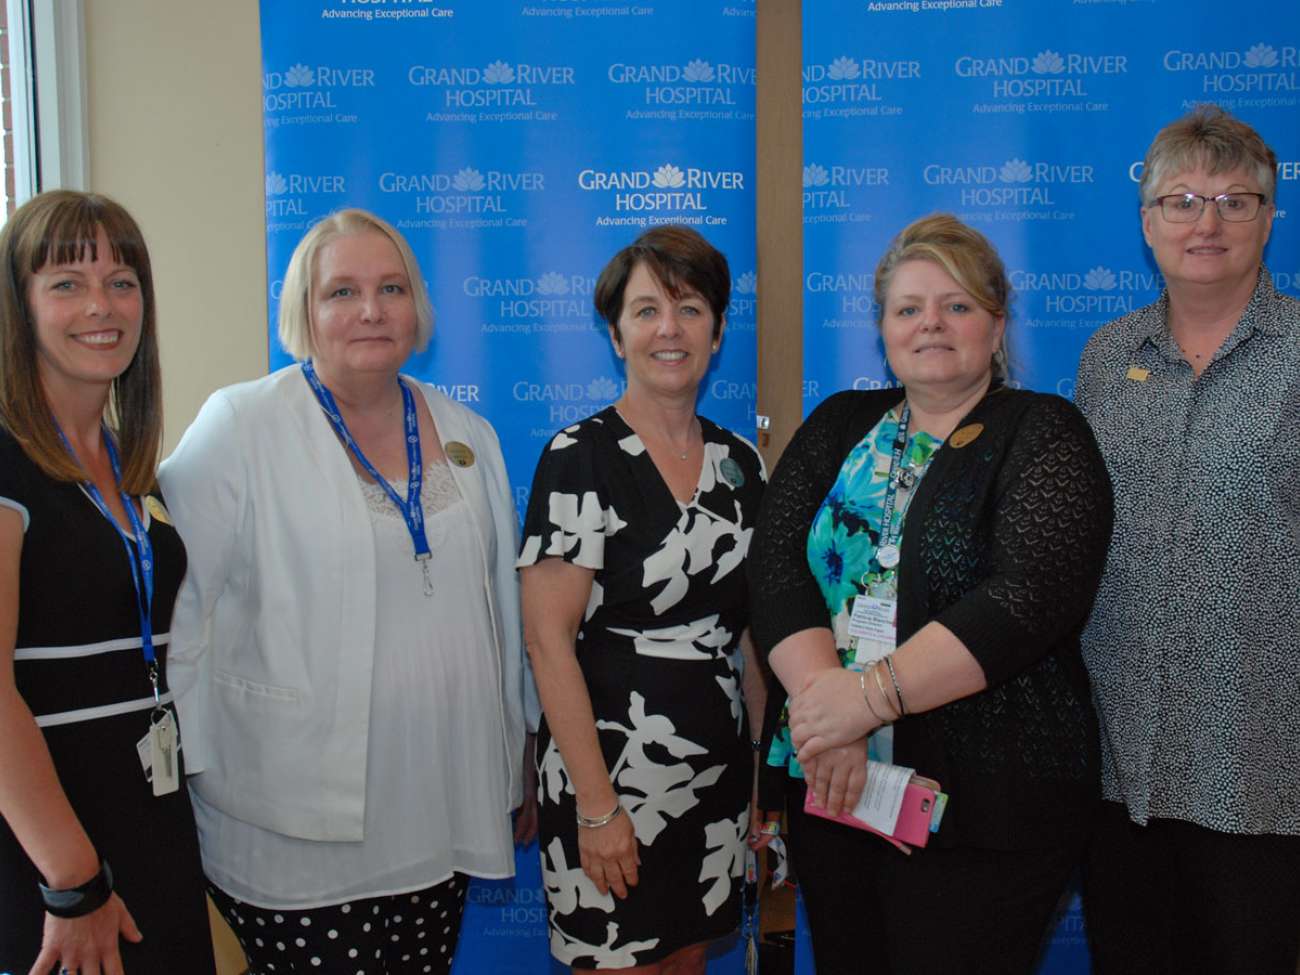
[[1075, 105, 1300, 974]]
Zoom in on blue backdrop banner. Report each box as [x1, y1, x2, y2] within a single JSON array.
[[803, 0, 1299, 410], [803, 2, 1298, 972], [259, 2, 757, 972]]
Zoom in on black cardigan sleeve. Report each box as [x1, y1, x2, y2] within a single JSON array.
[[931, 394, 1114, 687], [747, 391, 887, 658]]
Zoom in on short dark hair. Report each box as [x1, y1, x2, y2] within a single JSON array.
[[0, 190, 161, 493], [593, 225, 730, 340]]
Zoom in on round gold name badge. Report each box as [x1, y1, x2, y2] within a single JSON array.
[[144, 495, 172, 525], [444, 441, 476, 468], [949, 423, 984, 449]]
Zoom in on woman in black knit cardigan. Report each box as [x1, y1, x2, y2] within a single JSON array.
[[748, 214, 1113, 975]]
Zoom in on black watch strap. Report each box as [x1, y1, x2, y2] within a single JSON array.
[[38, 859, 114, 918]]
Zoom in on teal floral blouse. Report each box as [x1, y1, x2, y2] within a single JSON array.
[[768, 405, 942, 778]]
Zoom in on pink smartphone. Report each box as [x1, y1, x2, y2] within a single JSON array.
[[804, 777, 944, 850]]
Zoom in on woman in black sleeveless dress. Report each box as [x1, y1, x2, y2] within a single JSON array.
[[0, 191, 213, 973]]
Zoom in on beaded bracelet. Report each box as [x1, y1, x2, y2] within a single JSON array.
[[576, 801, 625, 829]]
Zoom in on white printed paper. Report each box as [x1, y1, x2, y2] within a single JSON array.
[[850, 761, 915, 835]]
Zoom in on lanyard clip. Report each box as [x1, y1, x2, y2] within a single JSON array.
[[148, 663, 161, 706], [416, 552, 434, 597]]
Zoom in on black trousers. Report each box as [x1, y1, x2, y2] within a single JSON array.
[[208, 873, 468, 975], [1083, 800, 1300, 975], [785, 781, 1083, 975]]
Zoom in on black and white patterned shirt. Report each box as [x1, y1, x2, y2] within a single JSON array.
[[1075, 268, 1300, 835]]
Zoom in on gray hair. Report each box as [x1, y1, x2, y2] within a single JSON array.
[[1139, 104, 1277, 206]]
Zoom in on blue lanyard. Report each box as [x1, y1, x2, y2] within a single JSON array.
[[57, 423, 159, 704], [300, 361, 434, 594]]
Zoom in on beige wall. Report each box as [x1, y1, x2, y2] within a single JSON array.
[[85, 0, 268, 453], [85, 7, 264, 967]]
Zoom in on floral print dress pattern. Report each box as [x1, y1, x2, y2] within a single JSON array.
[[517, 407, 765, 969], [766, 406, 941, 776]]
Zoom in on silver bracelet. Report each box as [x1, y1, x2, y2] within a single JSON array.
[[576, 801, 625, 829], [872, 662, 899, 722], [884, 654, 908, 716], [859, 669, 891, 726]]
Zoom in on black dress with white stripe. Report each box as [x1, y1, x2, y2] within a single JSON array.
[[0, 429, 214, 971]]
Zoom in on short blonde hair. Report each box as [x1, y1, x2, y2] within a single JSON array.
[[873, 213, 1012, 383], [1139, 104, 1277, 205], [278, 208, 434, 361]]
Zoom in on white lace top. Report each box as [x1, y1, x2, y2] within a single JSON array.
[[194, 459, 516, 908]]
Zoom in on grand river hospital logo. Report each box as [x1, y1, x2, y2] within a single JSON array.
[[263, 61, 374, 115], [513, 375, 625, 427], [608, 58, 755, 109], [1011, 265, 1164, 322], [923, 157, 1093, 219], [468, 271, 597, 335], [954, 48, 1126, 109], [802, 162, 890, 222], [408, 58, 576, 112], [579, 162, 744, 228], [802, 54, 920, 112], [264, 171, 347, 218], [378, 167, 543, 224], [1162, 42, 1298, 97]]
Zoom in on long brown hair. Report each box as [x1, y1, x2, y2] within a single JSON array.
[[0, 190, 162, 494]]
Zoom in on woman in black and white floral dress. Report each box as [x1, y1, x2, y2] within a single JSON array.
[[518, 226, 769, 972]]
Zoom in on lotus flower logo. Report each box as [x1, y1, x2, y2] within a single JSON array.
[[1084, 266, 1117, 291], [452, 168, 486, 192], [483, 60, 516, 84], [1000, 158, 1033, 183], [1032, 50, 1065, 75], [284, 63, 315, 87], [682, 59, 716, 83], [1244, 43, 1278, 68], [827, 56, 861, 81], [802, 164, 830, 188], [734, 271, 757, 295], [653, 164, 686, 189], [586, 376, 620, 401], [536, 272, 570, 295], [265, 171, 288, 196]]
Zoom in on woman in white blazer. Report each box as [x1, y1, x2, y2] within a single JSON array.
[[159, 209, 537, 975]]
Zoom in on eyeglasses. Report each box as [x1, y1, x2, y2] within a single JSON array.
[[1150, 192, 1267, 223]]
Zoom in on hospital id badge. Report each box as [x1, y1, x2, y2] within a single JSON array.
[[848, 594, 897, 649], [136, 709, 180, 796]]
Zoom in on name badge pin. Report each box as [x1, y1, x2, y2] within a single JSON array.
[[144, 496, 171, 525], [1126, 366, 1150, 382], [877, 544, 901, 569], [444, 441, 475, 468], [949, 423, 984, 449]]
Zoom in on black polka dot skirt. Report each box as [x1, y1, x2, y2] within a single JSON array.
[[208, 873, 469, 974]]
